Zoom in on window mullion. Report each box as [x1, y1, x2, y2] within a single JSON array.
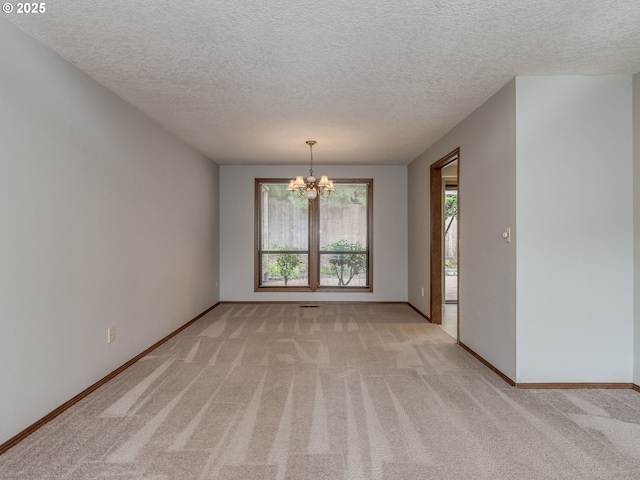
[[309, 196, 319, 291]]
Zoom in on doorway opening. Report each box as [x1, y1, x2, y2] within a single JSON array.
[[442, 182, 458, 339], [443, 182, 458, 304], [430, 149, 459, 340]]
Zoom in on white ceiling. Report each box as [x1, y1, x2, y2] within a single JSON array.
[[5, 0, 640, 165]]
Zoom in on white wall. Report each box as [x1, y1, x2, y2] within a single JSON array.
[[634, 72, 640, 386], [407, 149, 432, 315], [0, 20, 219, 444], [516, 76, 634, 383], [408, 80, 517, 380], [220, 165, 407, 302]]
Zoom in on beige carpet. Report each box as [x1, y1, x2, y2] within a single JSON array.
[[2, 303, 640, 479]]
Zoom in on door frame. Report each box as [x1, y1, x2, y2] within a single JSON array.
[[430, 148, 459, 326]]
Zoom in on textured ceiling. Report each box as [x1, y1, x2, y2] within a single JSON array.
[[5, 0, 640, 165]]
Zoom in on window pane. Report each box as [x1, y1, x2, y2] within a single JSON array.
[[260, 183, 308, 251], [260, 253, 309, 287], [319, 252, 368, 287], [319, 183, 369, 287], [319, 183, 368, 248]]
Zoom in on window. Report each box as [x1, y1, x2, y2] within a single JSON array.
[[255, 179, 372, 292]]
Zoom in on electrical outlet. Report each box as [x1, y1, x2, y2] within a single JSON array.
[[108, 327, 116, 343], [421, 286, 425, 297]]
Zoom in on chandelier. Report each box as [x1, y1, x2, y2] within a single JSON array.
[[287, 140, 334, 200]]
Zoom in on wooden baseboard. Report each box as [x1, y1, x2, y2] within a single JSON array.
[[458, 341, 516, 387], [517, 382, 633, 390], [456, 341, 640, 393], [407, 303, 431, 323], [221, 301, 408, 305], [0, 303, 220, 456], [454, 342, 640, 393]]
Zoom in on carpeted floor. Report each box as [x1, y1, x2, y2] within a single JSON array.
[[2, 303, 640, 479]]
